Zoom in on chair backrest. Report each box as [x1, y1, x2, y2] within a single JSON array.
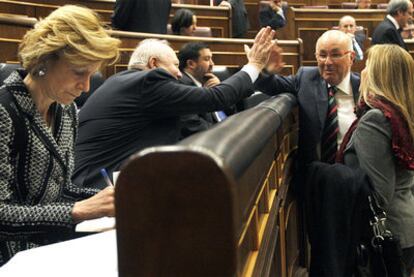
[[376, 3, 388, 9], [193, 26, 212, 37], [241, 91, 271, 110], [302, 5, 329, 9], [0, 63, 19, 84], [167, 24, 212, 37], [341, 2, 358, 8]]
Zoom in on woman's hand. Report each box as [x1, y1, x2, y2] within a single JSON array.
[[71, 186, 115, 223]]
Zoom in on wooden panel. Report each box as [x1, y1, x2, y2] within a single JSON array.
[[0, 14, 302, 78], [170, 4, 232, 37], [108, 30, 303, 77], [0, 13, 36, 39], [281, 7, 386, 40], [0, 38, 20, 63], [115, 96, 304, 276], [5, 0, 232, 37], [276, 7, 386, 71]]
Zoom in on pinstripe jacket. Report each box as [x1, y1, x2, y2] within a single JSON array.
[[0, 70, 98, 265]]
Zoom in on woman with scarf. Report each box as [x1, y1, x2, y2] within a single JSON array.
[[339, 44, 414, 276]]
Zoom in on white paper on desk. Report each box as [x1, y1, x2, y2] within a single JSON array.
[[75, 216, 115, 232], [0, 230, 117, 277], [113, 170, 120, 185]]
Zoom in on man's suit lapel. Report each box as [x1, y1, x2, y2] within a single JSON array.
[[314, 77, 328, 129], [350, 73, 360, 104]]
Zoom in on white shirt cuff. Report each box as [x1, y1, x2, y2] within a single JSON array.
[[241, 64, 260, 83], [277, 9, 285, 18]]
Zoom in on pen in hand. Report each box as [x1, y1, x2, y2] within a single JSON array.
[[100, 168, 114, 187]]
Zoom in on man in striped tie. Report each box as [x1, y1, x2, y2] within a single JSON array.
[[255, 29, 361, 276], [255, 30, 360, 182]]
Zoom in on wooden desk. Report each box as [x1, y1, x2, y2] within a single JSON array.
[[3, 0, 232, 37], [108, 30, 303, 77], [0, 13, 36, 39], [0, 15, 303, 78], [279, 7, 386, 67]]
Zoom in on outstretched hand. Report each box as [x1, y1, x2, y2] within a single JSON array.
[[265, 44, 285, 74], [245, 27, 277, 71]]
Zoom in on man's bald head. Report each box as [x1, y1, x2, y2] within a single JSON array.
[[315, 30, 355, 86], [339, 15, 357, 35]]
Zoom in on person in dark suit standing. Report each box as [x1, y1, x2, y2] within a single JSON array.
[[339, 15, 365, 61], [112, 0, 171, 34], [217, 0, 249, 38], [255, 30, 360, 189], [371, 0, 413, 50], [177, 42, 227, 137], [259, 0, 287, 30], [73, 27, 276, 189]]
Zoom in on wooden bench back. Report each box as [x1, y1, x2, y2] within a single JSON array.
[[116, 94, 303, 276]]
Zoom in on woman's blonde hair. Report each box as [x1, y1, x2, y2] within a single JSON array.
[[19, 5, 120, 74], [360, 44, 414, 139]]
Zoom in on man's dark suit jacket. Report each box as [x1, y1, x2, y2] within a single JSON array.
[[371, 17, 407, 50], [215, 0, 249, 37], [178, 73, 215, 138], [111, 0, 171, 34], [353, 32, 365, 61], [255, 67, 360, 189], [259, 4, 286, 30], [73, 68, 254, 189], [354, 32, 365, 49]]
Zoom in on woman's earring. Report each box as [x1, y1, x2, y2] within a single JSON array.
[[38, 69, 45, 77]]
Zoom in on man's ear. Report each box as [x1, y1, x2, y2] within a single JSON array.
[[349, 51, 356, 64], [186, 59, 197, 70], [148, 57, 158, 69]]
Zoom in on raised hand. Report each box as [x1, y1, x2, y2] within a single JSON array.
[[245, 27, 276, 71], [266, 44, 285, 74]]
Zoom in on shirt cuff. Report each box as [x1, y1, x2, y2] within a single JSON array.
[[241, 64, 260, 83]]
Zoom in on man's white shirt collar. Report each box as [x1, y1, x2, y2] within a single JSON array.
[[331, 71, 352, 95], [387, 14, 400, 30], [184, 71, 202, 87]]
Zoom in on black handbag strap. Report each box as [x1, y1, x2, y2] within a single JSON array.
[[0, 86, 29, 201]]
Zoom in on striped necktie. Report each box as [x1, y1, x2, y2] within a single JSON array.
[[321, 86, 339, 163]]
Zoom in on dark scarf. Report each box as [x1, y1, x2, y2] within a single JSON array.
[[337, 95, 414, 170]]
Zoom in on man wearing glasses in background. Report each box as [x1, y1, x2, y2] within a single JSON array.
[[255, 30, 359, 189]]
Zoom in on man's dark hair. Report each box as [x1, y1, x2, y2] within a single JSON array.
[[178, 42, 210, 71], [171, 9, 194, 35]]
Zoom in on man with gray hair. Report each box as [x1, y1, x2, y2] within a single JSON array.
[[73, 28, 276, 189], [127, 39, 171, 71], [372, 0, 413, 50]]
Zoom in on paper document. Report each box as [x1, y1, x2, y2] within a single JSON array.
[[75, 216, 115, 232]]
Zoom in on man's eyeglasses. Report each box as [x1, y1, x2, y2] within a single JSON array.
[[315, 51, 352, 62]]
